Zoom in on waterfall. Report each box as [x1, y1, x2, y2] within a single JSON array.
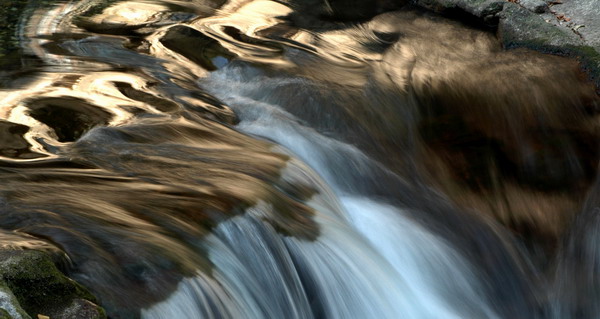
[[1, 0, 598, 318], [141, 60, 500, 318]]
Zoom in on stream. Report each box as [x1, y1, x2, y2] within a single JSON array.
[[0, 0, 599, 318]]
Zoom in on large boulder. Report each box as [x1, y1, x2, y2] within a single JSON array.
[[0, 248, 105, 319]]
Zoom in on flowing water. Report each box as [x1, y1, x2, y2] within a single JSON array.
[[1, 0, 599, 318]]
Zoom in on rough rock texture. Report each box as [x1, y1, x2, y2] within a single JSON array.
[[0, 281, 29, 319], [0, 250, 106, 319], [415, 0, 504, 22], [541, 0, 600, 49], [58, 299, 106, 319], [498, 3, 582, 48], [518, 0, 547, 13]]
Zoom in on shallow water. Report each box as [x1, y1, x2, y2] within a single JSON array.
[[0, 0, 599, 318]]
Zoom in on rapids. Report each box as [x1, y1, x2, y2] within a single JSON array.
[[0, 0, 598, 318]]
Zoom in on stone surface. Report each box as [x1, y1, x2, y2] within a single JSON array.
[[519, 0, 548, 13], [541, 0, 600, 50], [498, 3, 583, 49], [499, 2, 600, 90], [0, 281, 29, 319], [0, 250, 106, 319], [0, 308, 12, 319], [58, 299, 106, 319], [159, 25, 233, 71], [416, 0, 505, 21]]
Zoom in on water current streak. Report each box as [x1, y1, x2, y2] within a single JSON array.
[[0, 0, 598, 318]]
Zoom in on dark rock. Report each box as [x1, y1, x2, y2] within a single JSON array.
[[0, 250, 106, 319], [160, 25, 233, 71], [114, 82, 180, 112], [26, 97, 113, 142], [0, 0, 28, 69], [0, 121, 45, 159], [575, 46, 600, 93], [518, 0, 548, 13], [0, 280, 29, 319], [0, 308, 14, 319], [323, 0, 406, 21], [415, 0, 505, 21]]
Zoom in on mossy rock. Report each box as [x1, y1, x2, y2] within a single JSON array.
[[0, 250, 105, 319], [0, 0, 29, 67], [0, 0, 59, 70], [570, 45, 600, 93], [0, 279, 30, 319]]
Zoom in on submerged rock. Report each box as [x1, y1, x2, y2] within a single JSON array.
[[0, 121, 44, 159], [26, 97, 113, 143], [160, 25, 233, 71]]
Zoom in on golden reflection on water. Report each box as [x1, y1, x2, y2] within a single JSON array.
[[5, 0, 599, 237], [0, 0, 599, 315]]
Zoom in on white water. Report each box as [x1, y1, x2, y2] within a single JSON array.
[[142, 62, 500, 318]]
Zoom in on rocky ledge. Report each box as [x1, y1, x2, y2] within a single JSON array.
[[0, 232, 105, 319], [414, 0, 600, 91]]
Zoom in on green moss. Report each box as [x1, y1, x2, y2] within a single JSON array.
[[569, 45, 600, 91], [0, 0, 57, 69], [0, 279, 31, 319], [0, 308, 11, 319], [0, 0, 28, 67], [0, 250, 104, 318]]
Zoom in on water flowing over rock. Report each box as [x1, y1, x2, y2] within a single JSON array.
[[0, 0, 598, 318]]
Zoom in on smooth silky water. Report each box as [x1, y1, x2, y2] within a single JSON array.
[[0, 0, 599, 318]]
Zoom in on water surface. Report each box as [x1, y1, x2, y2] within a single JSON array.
[[1, 0, 599, 318]]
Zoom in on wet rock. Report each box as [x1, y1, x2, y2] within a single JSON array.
[[115, 82, 180, 112], [0, 308, 14, 319], [160, 25, 233, 71], [323, 0, 405, 21], [0, 250, 106, 319], [0, 280, 29, 319], [27, 97, 112, 142], [0, 121, 44, 159], [415, 0, 505, 22], [0, 0, 56, 71]]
